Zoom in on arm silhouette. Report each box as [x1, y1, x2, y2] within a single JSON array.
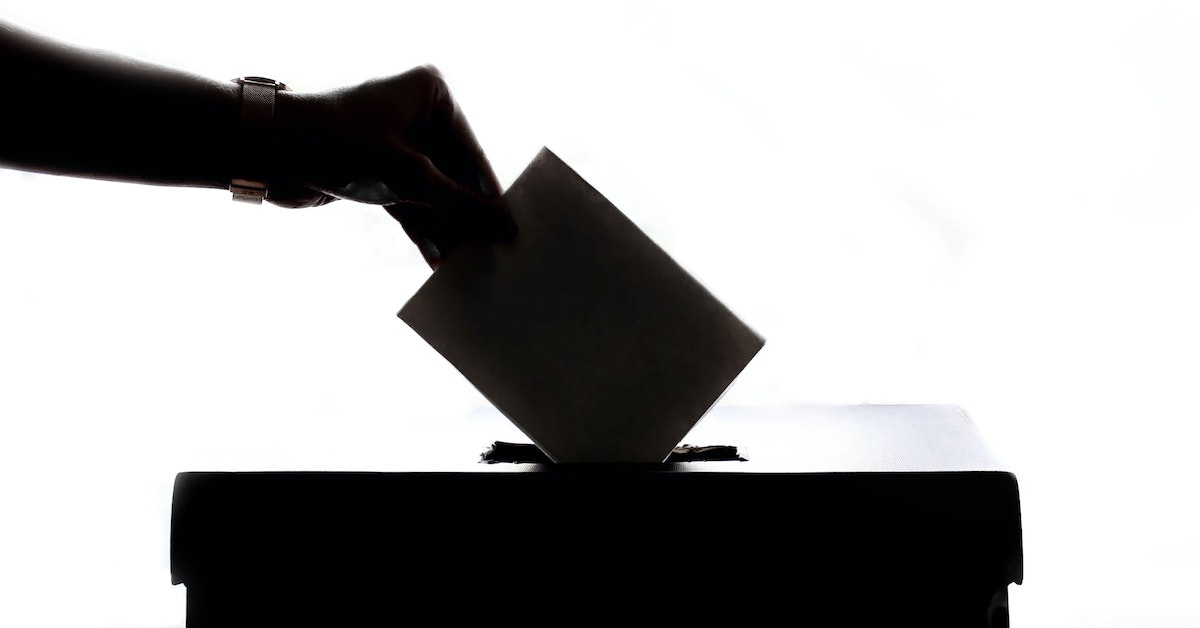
[[0, 19, 514, 267]]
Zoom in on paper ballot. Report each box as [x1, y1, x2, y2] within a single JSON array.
[[399, 148, 765, 463]]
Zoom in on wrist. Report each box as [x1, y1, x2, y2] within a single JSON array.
[[230, 77, 288, 203], [268, 88, 334, 195]]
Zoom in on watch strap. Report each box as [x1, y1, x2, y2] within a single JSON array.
[[231, 76, 287, 204]]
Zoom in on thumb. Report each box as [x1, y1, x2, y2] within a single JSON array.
[[384, 202, 448, 269]]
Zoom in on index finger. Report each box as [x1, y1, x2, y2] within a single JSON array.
[[418, 67, 504, 199]]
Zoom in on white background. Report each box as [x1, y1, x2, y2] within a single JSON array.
[[2, 2, 1198, 626]]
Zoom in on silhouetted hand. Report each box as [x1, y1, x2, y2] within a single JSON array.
[[2, 19, 514, 268], [270, 66, 516, 268]]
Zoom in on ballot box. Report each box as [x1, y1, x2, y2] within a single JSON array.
[[170, 405, 1023, 627]]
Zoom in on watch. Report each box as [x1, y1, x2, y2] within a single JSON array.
[[231, 76, 288, 204]]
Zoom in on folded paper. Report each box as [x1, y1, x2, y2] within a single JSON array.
[[399, 147, 764, 463]]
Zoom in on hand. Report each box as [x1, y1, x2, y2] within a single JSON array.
[[1, 18, 510, 269], [270, 66, 516, 268]]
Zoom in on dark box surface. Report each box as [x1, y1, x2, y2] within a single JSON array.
[[170, 405, 1023, 627]]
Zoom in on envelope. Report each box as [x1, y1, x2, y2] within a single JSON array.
[[399, 147, 764, 462]]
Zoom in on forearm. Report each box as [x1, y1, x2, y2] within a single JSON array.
[[0, 20, 239, 189], [0, 21, 513, 259]]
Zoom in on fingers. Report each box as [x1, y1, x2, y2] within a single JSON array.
[[416, 154, 516, 241], [437, 100, 504, 199], [381, 153, 516, 268], [411, 66, 505, 200], [330, 65, 517, 267]]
